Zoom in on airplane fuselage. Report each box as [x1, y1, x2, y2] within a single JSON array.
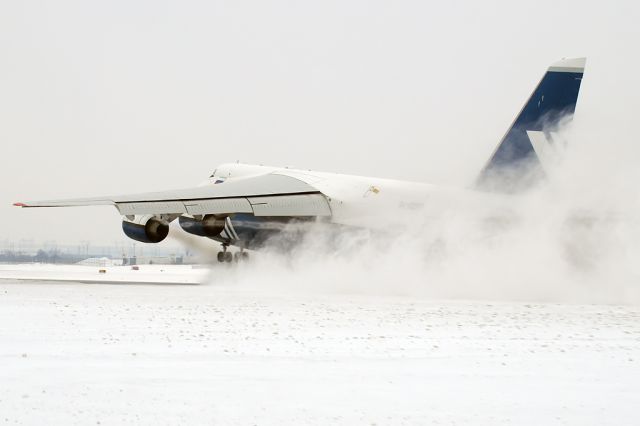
[[209, 163, 503, 232]]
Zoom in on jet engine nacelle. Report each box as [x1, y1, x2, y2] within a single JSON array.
[[178, 215, 226, 238], [122, 215, 170, 243]]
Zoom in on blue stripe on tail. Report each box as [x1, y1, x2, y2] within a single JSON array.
[[476, 58, 585, 191]]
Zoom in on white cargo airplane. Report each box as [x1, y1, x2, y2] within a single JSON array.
[[14, 58, 586, 262]]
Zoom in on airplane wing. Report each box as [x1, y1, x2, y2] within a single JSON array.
[[14, 173, 332, 217]]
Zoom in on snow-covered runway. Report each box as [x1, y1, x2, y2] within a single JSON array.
[[0, 269, 639, 425]]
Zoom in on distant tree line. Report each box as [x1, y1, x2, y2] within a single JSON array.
[[0, 249, 110, 264]]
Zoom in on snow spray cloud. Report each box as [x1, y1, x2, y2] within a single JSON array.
[[174, 123, 640, 304]]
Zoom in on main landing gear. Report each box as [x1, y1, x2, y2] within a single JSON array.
[[216, 245, 249, 263]]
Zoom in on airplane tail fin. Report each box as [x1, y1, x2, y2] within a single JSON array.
[[475, 57, 586, 192]]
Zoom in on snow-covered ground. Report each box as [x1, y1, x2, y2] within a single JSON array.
[[0, 265, 639, 425], [0, 263, 206, 284]]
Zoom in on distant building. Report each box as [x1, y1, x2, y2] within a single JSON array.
[[77, 257, 125, 267]]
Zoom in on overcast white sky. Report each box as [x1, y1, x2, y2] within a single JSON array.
[[1, 0, 639, 245]]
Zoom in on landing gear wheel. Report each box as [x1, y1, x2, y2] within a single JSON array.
[[224, 251, 233, 262], [217, 251, 225, 263], [233, 250, 249, 262]]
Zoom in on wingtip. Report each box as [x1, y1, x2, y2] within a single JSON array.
[[13, 202, 27, 207]]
